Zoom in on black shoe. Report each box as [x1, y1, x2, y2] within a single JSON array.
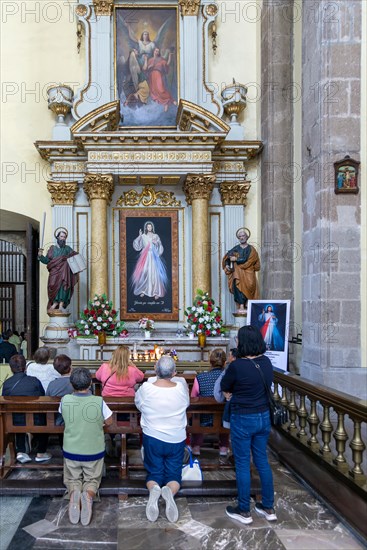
[[255, 502, 277, 521], [225, 505, 253, 524]]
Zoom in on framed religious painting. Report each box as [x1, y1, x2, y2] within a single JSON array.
[[115, 5, 179, 128], [247, 300, 291, 372], [334, 156, 360, 194], [120, 209, 179, 320]]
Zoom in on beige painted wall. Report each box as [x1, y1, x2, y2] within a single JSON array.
[[1, 1, 85, 323], [209, 0, 262, 253]]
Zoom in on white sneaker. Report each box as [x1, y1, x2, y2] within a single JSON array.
[[255, 503, 277, 521], [161, 486, 179, 523], [16, 452, 32, 464], [35, 453, 52, 462], [146, 485, 161, 522]]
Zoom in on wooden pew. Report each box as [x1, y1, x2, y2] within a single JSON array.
[[0, 396, 229, 480]]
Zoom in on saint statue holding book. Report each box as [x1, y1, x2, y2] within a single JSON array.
[[38, 227, 82, 313]]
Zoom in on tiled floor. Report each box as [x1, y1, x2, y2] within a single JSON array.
[[0, 451, 365, 549]]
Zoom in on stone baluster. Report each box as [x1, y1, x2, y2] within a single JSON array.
[[319, 404, 333, 461], [287, 390, 298, 433], [183, 174, 215, 296], [297, 394, 308, 440], [333, 411, 348, 472], [307, 399, 320, 450], [349, 419, 366, 480], [83, 173, 114, 298]]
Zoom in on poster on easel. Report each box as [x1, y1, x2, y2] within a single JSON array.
[[247, 300, 291, 372]]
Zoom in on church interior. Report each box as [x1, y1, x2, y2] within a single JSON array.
[[0, 0, 366, 548]]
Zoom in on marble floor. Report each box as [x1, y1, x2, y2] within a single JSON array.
[[0, 451, 366, 550]]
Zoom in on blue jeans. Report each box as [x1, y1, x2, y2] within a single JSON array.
[[143, 434, 185, 487], [230, 410, 274, 512]]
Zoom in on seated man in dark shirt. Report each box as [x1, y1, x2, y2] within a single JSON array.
[[0, 330, 18, 362], [2, 355, 52, 463], [46, 354, 73, 397]]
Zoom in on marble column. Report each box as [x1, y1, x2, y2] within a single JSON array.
[[183, 174, 215, 296], [220, 181, 252, 324], [83, 174, 114, 298]]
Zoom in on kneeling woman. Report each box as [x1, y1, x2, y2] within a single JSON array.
[[135, 356, 189, 523]]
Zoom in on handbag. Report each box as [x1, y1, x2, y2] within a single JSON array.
[[181, 446, 203, 483], [249, 359, 288, 426]]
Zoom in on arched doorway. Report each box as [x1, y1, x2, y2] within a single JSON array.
[[0, 213, 39, 357]]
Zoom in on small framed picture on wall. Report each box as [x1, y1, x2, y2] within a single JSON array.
[[334, 156, 360, 194]]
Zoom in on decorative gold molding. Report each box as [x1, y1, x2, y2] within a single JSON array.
[[93, 0, 113, 16], [205, 3, 218, 16], [89, 150, 211, 163], [84, 173, 114, 202], [47, 181, 78, 205], [116, 186, 181, 208], [71, 101, 120, 134], [179, 0, 201, 16], [75, 4, 88, 17], [219, 181, 251, 206], [53, 161, 86, 173], [183, 174, 215, 205], [177, 99, 229, 134], [213, 160, 245, 173]]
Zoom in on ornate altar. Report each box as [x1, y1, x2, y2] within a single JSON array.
[[35, 0, 263, 357]]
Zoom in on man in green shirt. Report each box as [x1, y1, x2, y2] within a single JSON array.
[[38, 227, 79, 313]]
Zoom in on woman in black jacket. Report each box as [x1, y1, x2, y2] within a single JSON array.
[[221, 325, 277, 524]]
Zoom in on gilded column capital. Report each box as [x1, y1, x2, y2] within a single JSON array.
[[93, 0, 113, 16], [220, 181, 251, 206], [47, 181, 78, 205], [179, 0, 201, 16], [84, 173, 114, 203], [183, 174, 215, 205]]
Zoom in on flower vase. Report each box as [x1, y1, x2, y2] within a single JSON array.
[[188, 332, 194, 340], [144, 331, 151, 339]]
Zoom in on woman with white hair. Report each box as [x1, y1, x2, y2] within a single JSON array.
[[134, 355, 189, 523]]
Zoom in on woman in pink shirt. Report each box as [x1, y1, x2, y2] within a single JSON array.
[[96, 346, 144, 456], [96, 345, 144, 397]]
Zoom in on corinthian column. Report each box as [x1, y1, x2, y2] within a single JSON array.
[[47, 181, 78, 245], [83, 174, 114, 298], [183, 174, 215, 296]]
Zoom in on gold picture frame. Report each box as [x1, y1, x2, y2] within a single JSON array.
[[120, 209, 179, 320]]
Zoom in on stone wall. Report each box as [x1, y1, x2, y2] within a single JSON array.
[[301, 0, 365, 397], [260, 1, 294, 303], [260, 1, 296, 369]]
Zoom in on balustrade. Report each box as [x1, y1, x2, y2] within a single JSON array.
[[273, 370, 366, 491]]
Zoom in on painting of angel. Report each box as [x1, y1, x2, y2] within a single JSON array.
[[115, 7, 179, 127]]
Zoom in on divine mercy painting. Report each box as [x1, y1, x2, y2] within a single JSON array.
[[120, 209, 179, 321], [115, 6, 179, 127]]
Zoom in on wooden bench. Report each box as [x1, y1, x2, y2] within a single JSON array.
[[0, 396, 264, 497]]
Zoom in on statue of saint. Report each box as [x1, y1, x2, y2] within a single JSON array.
[[38, 227, 79, 313], [222, 227, 260, 313]]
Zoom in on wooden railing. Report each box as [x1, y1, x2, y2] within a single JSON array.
[[273, 370, 367, 492]]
